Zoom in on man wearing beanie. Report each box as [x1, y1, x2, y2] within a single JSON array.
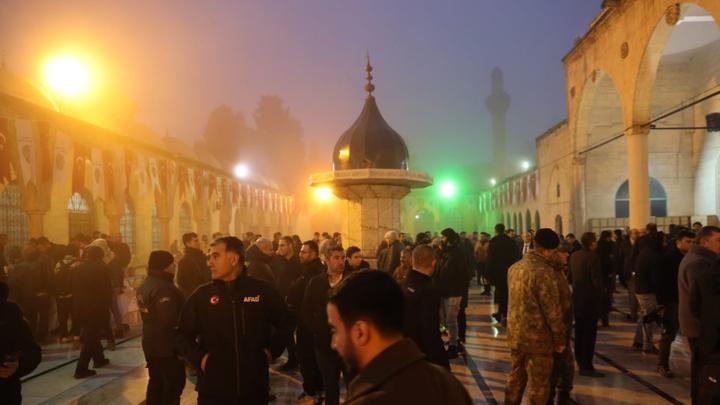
[[505, 228, 566, 405], [136, 251, 186, 405]]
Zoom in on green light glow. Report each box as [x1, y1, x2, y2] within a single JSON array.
[[439, 180, 457, 199]]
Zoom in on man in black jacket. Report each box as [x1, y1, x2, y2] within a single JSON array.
[[73, 246, 113, 378], [487, 223, 520, 324], [137, 251, 185, 405], [632, 231, 664, 354], [291, 241, 326, 403], [690, 258, 720, 404], [276, 236, 302, 370], [176, 233, 210, 299], [435, 228, 470, 358], [176, 236, 290, 404], [302, 245, 347, 405], [569, 232, 605, 377], [0, 281, 41, 405], [245, 239, 276, 286], [657, 230, 694, 378], [401, 244, 449, 369]]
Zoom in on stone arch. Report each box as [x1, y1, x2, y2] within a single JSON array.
[[633, 3, 720, 126], [573, 69, 625, 152]]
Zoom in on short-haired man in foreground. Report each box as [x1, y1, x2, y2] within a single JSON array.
[[176, 236, 290, 404], [326, 271, 471, 404]]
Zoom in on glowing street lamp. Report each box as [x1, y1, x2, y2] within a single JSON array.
[[313, 186, 333, 202], [490, 178, 497, 186], [520, 160, 531, 171], [233, 164, 249, 179], [44, 54, 91, 98]]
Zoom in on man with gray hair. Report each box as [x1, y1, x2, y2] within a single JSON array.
[[245, 238, 276, 285], [377, 230, 404, 274]]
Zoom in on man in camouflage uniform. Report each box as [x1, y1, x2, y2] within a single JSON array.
[[505, 228, 566, 405], [547, 246, 577, 405]]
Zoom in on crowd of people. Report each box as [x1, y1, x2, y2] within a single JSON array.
[[1, 219, 719, 404]]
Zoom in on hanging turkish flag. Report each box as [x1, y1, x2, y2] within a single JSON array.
[[178, 165, 188, 199], [72, 143, 89, 194], [37, 121, 52, 183], [102, 150, 115, 198]]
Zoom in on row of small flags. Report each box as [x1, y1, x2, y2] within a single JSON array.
[[0, 117, 293, 214], [479, 172, 538, 210]]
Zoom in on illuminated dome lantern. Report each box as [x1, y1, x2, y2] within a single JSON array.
[[332, 60, 409, 171], [310, 55, 432, 259]]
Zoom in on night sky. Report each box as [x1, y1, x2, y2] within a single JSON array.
[[0, 0, 600, 180]]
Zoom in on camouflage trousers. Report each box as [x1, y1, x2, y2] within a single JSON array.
[[505, 350, 553, 405], [548, 347, 574, 403]]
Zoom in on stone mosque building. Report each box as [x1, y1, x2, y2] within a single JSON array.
[[402, 1, 720, 238], [0, 65, 294, 266]]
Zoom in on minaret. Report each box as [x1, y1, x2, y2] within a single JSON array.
[[485, 67, 510, 179]]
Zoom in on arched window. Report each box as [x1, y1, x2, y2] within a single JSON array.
[[68, 192, 94, 239], [614, 177, 668, 218], [556, 184, 560, 198], [119, 200, 136, 253], [151, 205, 160, 249], [0, 182, 29, 248], [534, 211, 541, 230], [179, 203, 192, 236]]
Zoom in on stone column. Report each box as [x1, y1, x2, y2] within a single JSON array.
[[626, 127, 650, 229], [159, 216, 171, 250], [26, 210, 45, 238]]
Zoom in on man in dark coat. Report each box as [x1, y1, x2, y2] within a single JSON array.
[[679, 226, 720, 403], [0, 281, 41, 405], [176, 232, 211, 299], [302, 245, 347, 405], [623, 229, 640, 322], [31, 237, 57, 343], [569, 232, 605, 377], [137, 251, 186, 405], [632, 231, 664, 354], [656, 230, 694, 378], [487, 223, 520, 323], [176, 237, 290, 404], [401, 244, 449, 369], [327, 271, 471, 404], [690, 258, 720, 404], [289, 241, 326, 402], [435, 228, 471, 358], [276, 236, 302, 370], [72, 246, 113, 378], [377, 231, 404, 274], [245, 239, 276, 286], [596, 230, 615, 327]]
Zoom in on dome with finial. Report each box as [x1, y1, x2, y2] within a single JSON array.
[[332, 55, 409, 171]]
